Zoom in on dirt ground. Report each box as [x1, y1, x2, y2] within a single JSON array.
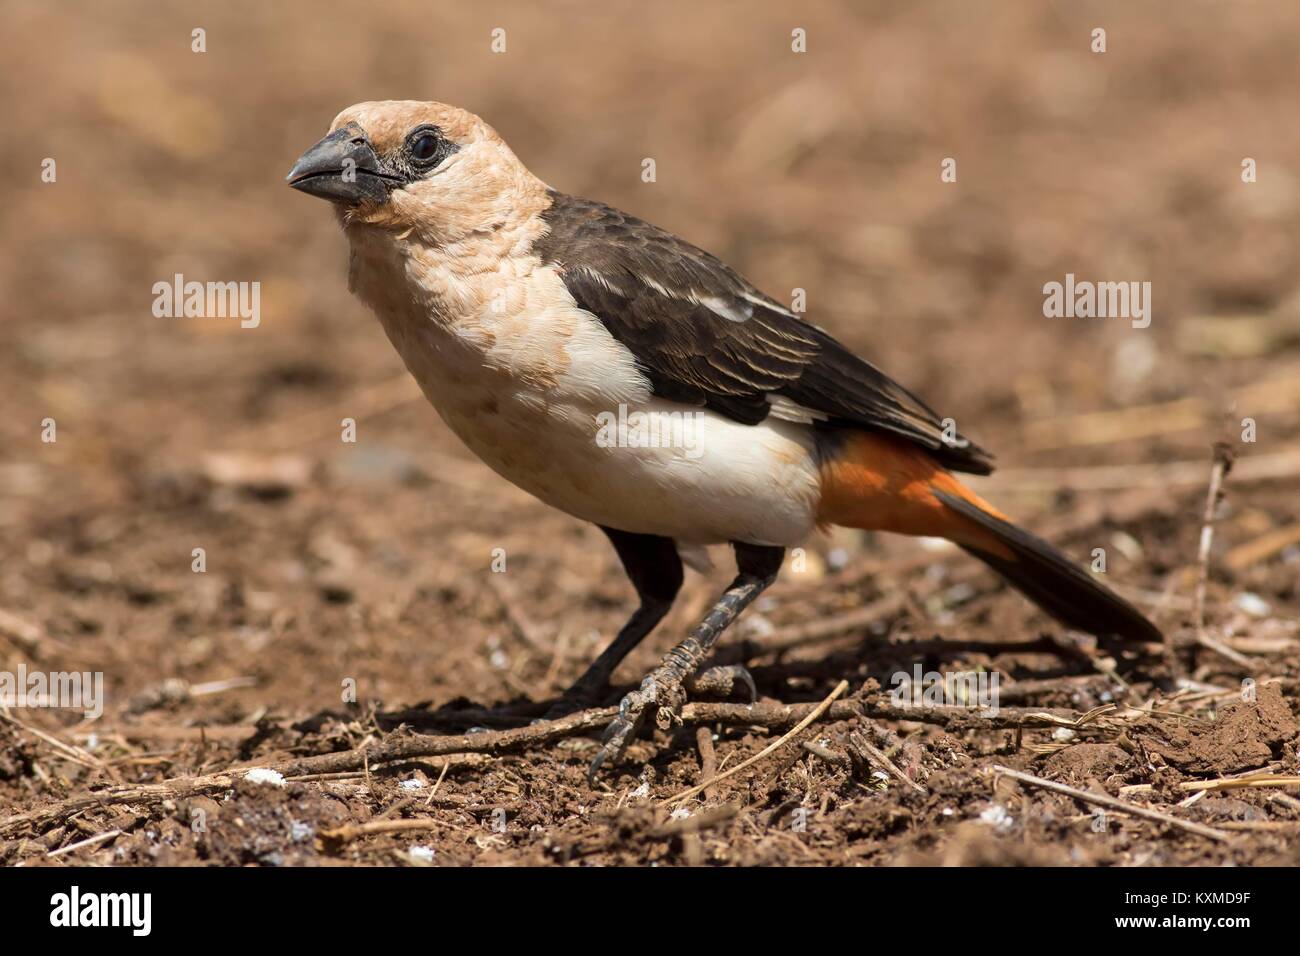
[[3, 1, 1300, 867]]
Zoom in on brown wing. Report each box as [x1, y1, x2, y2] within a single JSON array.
[[535, 192, 993, 475]]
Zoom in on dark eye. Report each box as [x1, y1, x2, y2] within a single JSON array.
[[410, 133, 441, 162]]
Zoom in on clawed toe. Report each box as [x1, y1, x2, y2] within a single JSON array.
[[587, 674, 688, 782], [587, 546, 782, 782], [588, 688, 647, 782], [687, 663, 757, 702]]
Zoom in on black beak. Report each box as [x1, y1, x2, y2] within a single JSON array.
[[286, 124, 395, 204]]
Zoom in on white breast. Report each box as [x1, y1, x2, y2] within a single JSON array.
[[345, 229, 822, 547]]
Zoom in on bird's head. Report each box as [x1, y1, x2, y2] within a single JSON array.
[[286, 100, 544, 243]]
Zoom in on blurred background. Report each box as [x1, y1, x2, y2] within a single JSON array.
[[2, 0, 1299, 720]]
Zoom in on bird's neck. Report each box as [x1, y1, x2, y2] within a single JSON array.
[[344, 210, 547, 333]]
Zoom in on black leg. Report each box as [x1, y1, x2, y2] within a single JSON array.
[[589, 541, 785, 780], [547, 527, 683, 716]]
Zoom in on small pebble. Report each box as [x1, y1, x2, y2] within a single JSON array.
[[244, 768, 287, 788], [1234, 592, 1272, 618], [979, 804, 1013, 830]]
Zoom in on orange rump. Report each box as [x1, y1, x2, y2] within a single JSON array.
[[816, 432, 1014, 560]]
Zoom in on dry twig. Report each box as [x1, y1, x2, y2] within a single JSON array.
[[649, 802, 739, 837], [695, 726, 719, 801], [992, 765, 1230, 842], [318, 817, 457, 850], [664, 680, 849, 805], [847, 731, 926, 794], [1190, 444, 1250, 669], [47, 828, 123, 858], [1120, 773, 1300, 796]]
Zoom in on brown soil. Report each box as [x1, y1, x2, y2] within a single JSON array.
[[2, 1, 1300, 867]]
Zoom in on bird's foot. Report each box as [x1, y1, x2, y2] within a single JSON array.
[[587, 552, 781, 782], [687, 663, 757, 702], [588, 665, 689, 782], [587, 660, 756, 781]]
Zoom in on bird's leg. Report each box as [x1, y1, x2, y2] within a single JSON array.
[[545, 528, 682, 718], [548, 604, 669, 715], [589, 542, 784, 780]]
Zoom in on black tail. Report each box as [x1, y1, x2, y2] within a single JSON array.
[[934, 491, 1162, 645]]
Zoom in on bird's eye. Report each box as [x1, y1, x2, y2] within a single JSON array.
[[410, 133, 441, 162]]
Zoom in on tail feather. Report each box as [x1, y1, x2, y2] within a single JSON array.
[[933, 490, 1162, 645], [815, 430, 1162, 645]]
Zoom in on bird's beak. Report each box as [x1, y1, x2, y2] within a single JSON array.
[[286, 123, 395, 204]]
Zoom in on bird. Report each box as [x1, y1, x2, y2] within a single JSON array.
[[287, 100, 1161, 779]]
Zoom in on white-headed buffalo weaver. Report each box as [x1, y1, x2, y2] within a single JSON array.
[[288, 101, 1161, 778]]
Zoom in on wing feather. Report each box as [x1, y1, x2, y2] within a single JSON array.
[[535, 192, 994, 474]]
